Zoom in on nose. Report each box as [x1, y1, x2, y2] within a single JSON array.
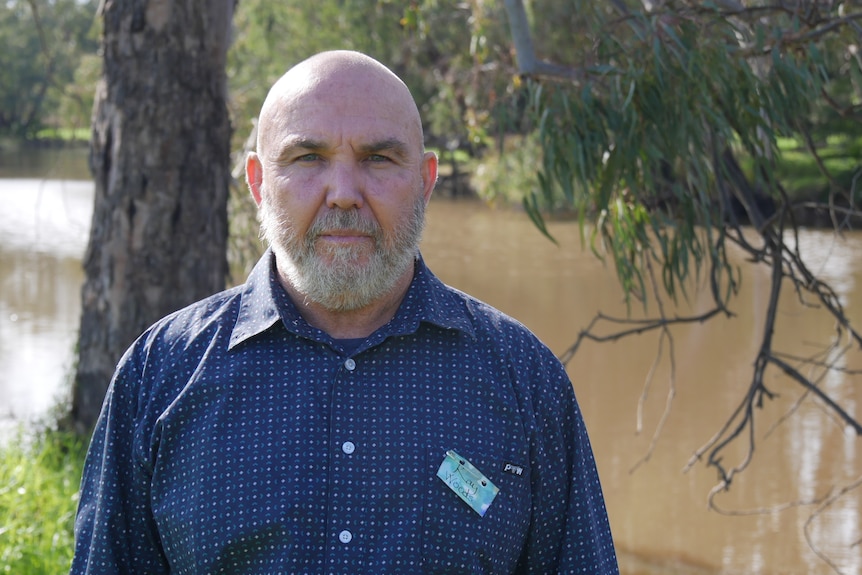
[[325, 161, 364, 210]]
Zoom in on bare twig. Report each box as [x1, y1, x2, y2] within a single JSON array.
[[768, 355, 862, 435], [559, 306, 727, 366], [709, 488, 828, 517], [804, 475, 862, 575], [630, 256, 678, 473], [763, 343, 849, 439], [771, 350, 862, 377], [733, 13, 862, 57]]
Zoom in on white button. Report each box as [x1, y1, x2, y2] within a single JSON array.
[[339, 530, 352, 543], [341, 441, 355, 454], [344, 358, 356, 371]]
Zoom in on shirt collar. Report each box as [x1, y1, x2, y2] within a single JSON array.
[[229, 249, 475, 350]]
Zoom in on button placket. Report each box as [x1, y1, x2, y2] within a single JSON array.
[[330, 354, 361, 560]]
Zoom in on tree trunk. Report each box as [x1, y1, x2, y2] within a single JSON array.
[[71, 0, 235, 432]]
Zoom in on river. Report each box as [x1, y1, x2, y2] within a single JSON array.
[[1, 147, 861, 574]]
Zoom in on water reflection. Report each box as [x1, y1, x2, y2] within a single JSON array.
[[1, 169, 861, 573], [0, 146, 91, 181], [789, 228, 859, 305], [0, 179, 91, 434], [424, 201, 862, 575]]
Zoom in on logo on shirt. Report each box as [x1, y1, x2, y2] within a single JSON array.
[[502, 462, 525, 476]]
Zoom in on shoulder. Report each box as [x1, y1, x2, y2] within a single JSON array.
[[431, 278, 566, 379], [106, 285, 246, 427], [119, 284, 245, 375], [144, 284, 245, 349], [428, 279, 583, 450], [439, 279, 550, 345]]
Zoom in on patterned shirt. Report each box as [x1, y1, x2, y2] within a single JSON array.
[[71, 250, 619, 574]]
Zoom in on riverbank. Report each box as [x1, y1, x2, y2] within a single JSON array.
[[0, 132, 88, 151], [0, 429, 85, 572], [467, 132, 861, 231], [0, 140, 90, 180]]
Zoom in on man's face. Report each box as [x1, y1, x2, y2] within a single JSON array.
[[248, 61, 437, 311], [257, 183, 426, 311]]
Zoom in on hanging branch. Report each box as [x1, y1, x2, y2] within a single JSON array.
[[628, 256, 677, 474], [501, 5, 862, 571]]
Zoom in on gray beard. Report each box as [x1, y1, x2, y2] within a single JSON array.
[[258, 196, 426, 312]]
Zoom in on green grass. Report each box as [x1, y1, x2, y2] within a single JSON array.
[[32, 127, 90, 143], [774, 132, 862, 200], [0, 430, 87, 574]]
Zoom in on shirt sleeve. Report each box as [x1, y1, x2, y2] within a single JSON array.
[[516, 347, 619, 574], [70, 343, 170, 575]]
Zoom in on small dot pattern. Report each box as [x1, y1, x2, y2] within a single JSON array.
[[71, 250, 619, 574]]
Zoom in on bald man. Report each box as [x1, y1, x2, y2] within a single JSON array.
[[71, 51, 619, 575]]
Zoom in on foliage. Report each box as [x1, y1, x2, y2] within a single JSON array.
[[504, 0, 862, 523], [528, 8, 827, 300], [225, 0, 519, 271], [226, 0, 515, 148], [500, 6, 862, 571], [0, 430, 86, 573], [471, 133, 546, 205], [0, 0, 99, 139]]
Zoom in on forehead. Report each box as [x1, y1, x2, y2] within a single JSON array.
[[260, 66, 423, 156], [284, 95, 414, 145]]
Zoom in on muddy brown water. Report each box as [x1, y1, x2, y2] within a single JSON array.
[[2, 150, 860, 573]]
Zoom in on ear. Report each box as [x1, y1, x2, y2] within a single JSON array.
[[246, 152, 264, 207], [420, 151, 438, 204]]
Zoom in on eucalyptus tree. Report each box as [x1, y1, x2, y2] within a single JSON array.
[[501, 0, 861, 568], [71, 0, 235, 430]]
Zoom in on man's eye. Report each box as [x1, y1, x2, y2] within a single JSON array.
[[296, 153, 321, 162], [367, 154, 391, 163]]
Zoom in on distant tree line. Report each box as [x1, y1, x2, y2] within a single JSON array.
[[0, 0, 99, 140]]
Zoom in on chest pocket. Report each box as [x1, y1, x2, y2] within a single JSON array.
[[421, 446, 531, 574]]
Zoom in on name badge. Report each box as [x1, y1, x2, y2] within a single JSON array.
[[436, 450, 499, 517]]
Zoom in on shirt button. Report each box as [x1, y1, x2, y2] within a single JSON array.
[[344, 358, 356, 371], [342, 441, 356, 455], [339, 530, 352, 544]]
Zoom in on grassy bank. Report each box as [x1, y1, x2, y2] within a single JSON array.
[[0, 430, 87, 573], [471, 132, 861, 214]]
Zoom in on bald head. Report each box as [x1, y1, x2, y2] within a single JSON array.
[[256, 51, 425, 160], [245, 51, 438, 324]]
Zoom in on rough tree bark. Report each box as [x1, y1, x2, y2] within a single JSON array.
[[71, 0, 235, 432]]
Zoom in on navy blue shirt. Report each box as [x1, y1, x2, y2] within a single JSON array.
[[71, 251, 618, 574]]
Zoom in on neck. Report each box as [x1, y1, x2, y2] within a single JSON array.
[[277, 267, 414, 339]]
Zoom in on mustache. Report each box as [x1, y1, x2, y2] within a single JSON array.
[[308, 209, 382, 240]]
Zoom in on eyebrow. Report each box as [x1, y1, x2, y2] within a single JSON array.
[[274, 138, 327, 163], [358, 138, 411, 159], [274, 137, 412, 163]]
